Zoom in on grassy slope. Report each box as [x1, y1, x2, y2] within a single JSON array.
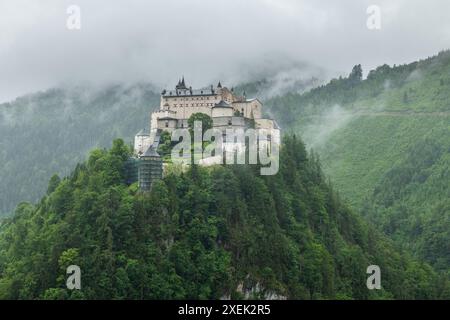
[[267, 51, 450, 207], [265, 51, 450, 268], [317, 115, 450, 207]]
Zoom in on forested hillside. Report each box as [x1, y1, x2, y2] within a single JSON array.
[[364, 139, 450, 272], [0, 137, 447, 299], [265, 50, 450, 270], [0, 63, 323, 216], [0, 84, 160, 215]]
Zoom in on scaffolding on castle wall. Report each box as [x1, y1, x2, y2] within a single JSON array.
[[138, 155, 163, 191]]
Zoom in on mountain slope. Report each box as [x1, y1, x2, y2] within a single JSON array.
[[364, 138, 450, 272], [0, 137, 447, 300], [0, 84, 160, 215], [265, 50, 450, 270]]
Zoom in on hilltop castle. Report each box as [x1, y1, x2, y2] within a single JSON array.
[[131, 78, 280, 190], [134, 78, 279, 156]]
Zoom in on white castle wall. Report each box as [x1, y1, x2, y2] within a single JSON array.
[[212, 107, 233, 118]]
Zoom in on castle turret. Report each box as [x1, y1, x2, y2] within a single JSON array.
[[134, 129, 151, 156], [212, 100, 233, 118], [176, 76, 187, 90]]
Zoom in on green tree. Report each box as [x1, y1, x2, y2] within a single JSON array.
[[47, 174, 61, 194], [188, 113, 213, 135], [349, 64, 363, 83]]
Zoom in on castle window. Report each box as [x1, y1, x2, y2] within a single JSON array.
[[228, 119, 232, 125], [165, 121, 169, 128]]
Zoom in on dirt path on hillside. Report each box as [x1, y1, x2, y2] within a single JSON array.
[[301, 110, 450, 119], [353, 111, 450, 117]]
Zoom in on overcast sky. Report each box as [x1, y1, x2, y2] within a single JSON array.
[[1, 0, 449, 103]]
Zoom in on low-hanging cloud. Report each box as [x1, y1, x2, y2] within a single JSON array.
[[301, 105, 357, 149], [1, 0, 450, 103]]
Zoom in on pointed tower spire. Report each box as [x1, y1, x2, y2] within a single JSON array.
[[176, 77, 187, 90], [217, 81, 222, 88]]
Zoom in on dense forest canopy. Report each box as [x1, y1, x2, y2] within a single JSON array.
[[0, 137, 447, 299]]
